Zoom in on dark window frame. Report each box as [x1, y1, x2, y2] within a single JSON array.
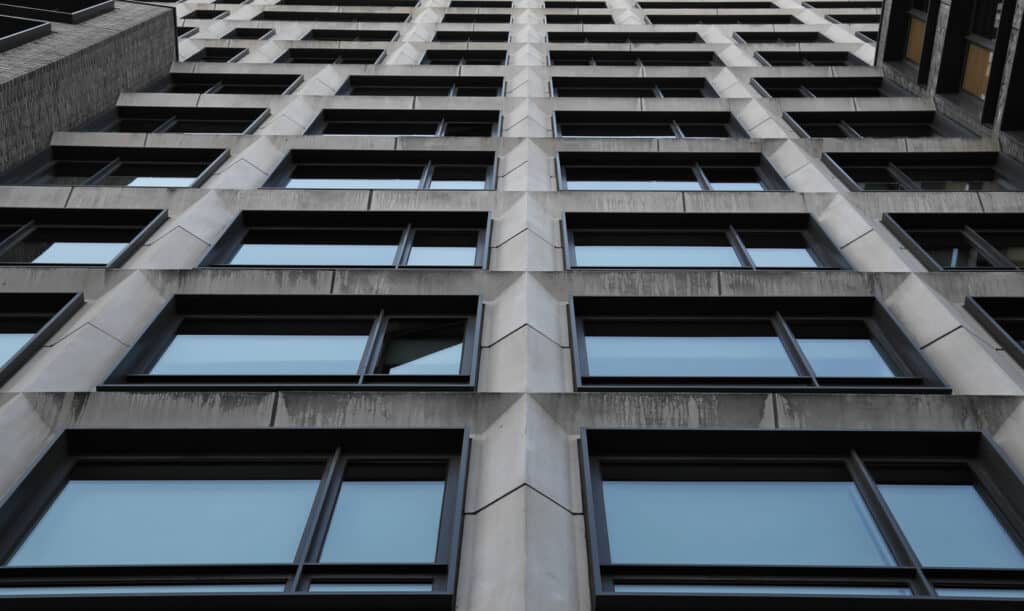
[[0, 147, 230, 189], [186, 47, 249, 63], [0, 427, 469, 611], [965, 297, 1024, 371], [547, 31, 701, 43], [545, 14, 615, 23], [265, 150, 498, 191], [549, 50, 720, 66], [275, 48, 384, 64], [751, 77, 909, 98], [339, 75, 505, 96], [639, 0, 777, 7], [733, 31, 828, 43], [303, 28, 398, 41], [569, 296, 948, 393], [308, 109, 501, 137], [421, 49, 508, 65], [0, 293, 83, 387], [754, 50, 866, 66], [223, 27, 275, 40], [580, 428, 1024, 611], [183, 9, 229, 20], [546, 0, 607, 7], [556, 152, 789, 192], [100, 294, 483, 391], [257, 10, 411, 22], [551, 77, 717, 98], [647, 13, 799, 24], [824, 152, 1024, 192], [784, 110, 975, 139], [0, 0, 113, 23], [882, 213, 1024, 271], [0, 15, 49, 53], [441, 13, 512, 22], [553, 111, 746, 138], [432, 30, 509, 42], [154, 73, 303, 95], [85, 106, 269, 135]]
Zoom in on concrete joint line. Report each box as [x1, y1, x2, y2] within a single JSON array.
[[919, 325, 963, 351], [150, 225, 211, 248], [49, 322, 130, 349], [499, 157, 529, 178], [492, 226, 557, 249], [465, 482, 579, 516], [839, 228, 873, 249], [483, 322, 564, 349]]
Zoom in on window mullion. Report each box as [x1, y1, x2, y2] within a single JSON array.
[[693, 163, 712, 191], [356, 311, 387, 382], [670, 120, 684, 138], [294, 448, 345, 571], [726, 225, 755, 269], [888, 163, 920, 190], [395, 223, 415, 268], [86, 158, 122, 186], [837, 120, 861, 139], [421, 161, 433, 189], [770, 312, 816, 383], [151, 116, 178, 135], [963, 225, 1018, 268]]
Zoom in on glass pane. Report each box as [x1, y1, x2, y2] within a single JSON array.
[[911, 232, 992, 268], [407, 231, 478, 266], [797, 338, 895, 377], [376, 319, 465, 375], [309, 583, 433, 592], [0, 584, 285, 595], [285, 178, 420, 189], [602, 481, 893, 565], [584, 335, 798, 377], [936, 588, 1024, 599], [150, 334, 368, 375], [575, 245, 740, 268], [121, 177, 197, 188], [31, 242, 126, 265], [879, 484, 1024, 568], [7, 479, 319, 566], [614, 584, 911, 596], [566, 180, 702, 191], [229, 244, 398, 266], [320, 481, 445, 563], [0, 332, 34, 365], [747, 247, 818, 268]]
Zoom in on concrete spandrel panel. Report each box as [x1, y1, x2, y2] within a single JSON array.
[[531, 392, 775, 430], [77, 392, 276, 428], [273, 391, 518, 429]]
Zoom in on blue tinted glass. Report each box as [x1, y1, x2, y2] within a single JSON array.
[[880, 484, 1024, 568], [428, 180, 485, 190], [32, 242, 126, 265], [230, 244, 398, 266], [798, 339, 894, 378], [709, 182, 765, 191], [7, 480, 319, 566], [386, 342, 462, 375], [125, 177, 196, 188], [0, 584, 284, 595], [150, 334, 368, 375], [936, 588, 1024, 599], [406, 246, 477, 266], [566, 180, 701, 191], [575, 246, 741, 268], [321, 481, 445, 563], [0, 333, 33, 365], [584, 336, 797, 377], [748, 247, 818, 268], [309, 583, 433, 592], [602, 481, 893, 566], [614, 584, 911, 596], [286, 178, 420, 189]]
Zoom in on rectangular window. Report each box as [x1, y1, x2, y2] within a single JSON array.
[[450, 0, 511, 5], [884, 213, 1024, 271], [102, 295, 481, 390], [581, 429, 1024, 605], [155, 73, 301, 95], [828, 13, 881, 23], [546, 0, 606, 7], [186, 47, 247, 63], [639, 1, 777, 6], [1, 147, 228, 188], [303, 28, 397, 40], [432, 30, 508, 42], [266, 150, 496, 190], [735, 31, 828, 43], [563, 212, 846, 270], [441, 13, 511, 22], [0, 15, 49, 52], [88, 107, 267, 134], [200, 210, 489, 269], [0, 0, 113, 23], [570, 297, 947, 391], [421, 50, 507, 65], [545, 14, 615, 23], [223, 27, 273, 40], [647, 14, 798, 24], [183, 9, 228, 19], [257, 10, 410, 22], [965, 297, 1024, 371], [277, 0, 417, 4], [310, 109, 499, 136], [785, 110, 974, 138], [756, 51, 864, 66], [552, 77, 716, 98], [905, 7, 927, 64], [339, 75, 503, 96], [0, 428, 467, 604], [547, 31, 700, 43], [555, 111, 744, 138], [826, 152, 1024, 191], [557, 153, 786, 191], [0, 292, 82, 387], [549, 51, 719, 66], [753, 77, 909, 97], [276, 48, 383, 63]]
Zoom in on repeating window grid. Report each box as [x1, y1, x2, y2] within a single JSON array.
[[556, 158, 781, 191], [886, 223, 1024, 271]]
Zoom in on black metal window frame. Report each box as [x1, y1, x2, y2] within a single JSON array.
[[449, 0, 512, 6], [276, 0, 418, 5], [199, 210, 492, 269], [223, 27, 275, 40], [338, 75, 505, 96], [0, 293, 83, 387], [183, 9, 229, 20], [555, 152, 789, 192], [0, 208, 166, 269], [432, 30, 509, 42], [265, 150, 498, 190], [548, 50, 720, 66], [966, 297, 1024, 371], [308, 109, 501, 137], [546, 0, 607, 7], [804, 0, 882, 6], [580, 428, 1024, 611], [545, 14, 616, 23], [824, 152, 1024, 192], [546, 31, 702, 43], [882, 213, 1024, 271], [638, 0, 777, 7], [0, 14, 49, 53], [551, 77, 718, 98], [553, 111, 746, 139], [646, 13, 800, 24], [421, 50, 508, 65], [0, 0, 113, 23], [87, 106, 269, 135], [0, 147, 230, 189], [187, 47, 249, 63], [177, 26, 197, 39], [754, 50, 866, 66], [155, 73, 303, 95], [733, 30, 828, 43], [784, 110, 975, 139], [569, 296, 948, 393], [275, 48, 384, 64], [562, 212, 848, 270], [826, 12, 881, 24], [100, 294, 483, 391], [751, 77, 909, 98], [257, 10, 411, 22], [304, 28, 398, 41], [0, 427, 469, 611], [441, 13, 512, 22]]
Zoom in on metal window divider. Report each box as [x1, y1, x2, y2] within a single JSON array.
[[0, 220, 38, 258], [291, 449, 345, 590], [669, 119, 686, 138], [887, 163, 921, 190], [769, 312, 818, 384], [725, 225, 756, 269], [963, 224, 1021, 269], [435, 117, 447, 137], [355, 311, 388, 384], [420, 160, 434, 189], [151, 116, 179, 135], [692, 162, 713, 191], [84, 157, 123, 186], [395, 223, 416, 267], [837, 120, 862, 139]]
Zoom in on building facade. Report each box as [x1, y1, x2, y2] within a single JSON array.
[[1, 0, 1024, 609]]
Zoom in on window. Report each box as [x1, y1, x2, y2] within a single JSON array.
[[183, 9, 228, 19], [88, 107, 267, 134], [557, 153, 786, 191], [101, 295, 481, 390], [0, 428, 467, 605], [309, 109, 499, 137], [549, 51, 719, 66], [450, 0, 512, 5], [961, 0, 1003, 99], [0, 208, 165, 268], [185, 47, 248, 63], [0, 0, 113, 23], [965, 297, 1024, 371], [805, 0, 882, 6], [433, 30, 508, 42], [904, 0, 929, 64], [546, 14, 614, 23], [201, 211, 490, 269], [734, 31, 828, 43], [276, 48, 383, 63], [581, 428, 1024, 607], [154, 73, 301, 95], [277, 0, 418, 4], [883, 213, 1024, 270], [639, 0, 776, 6], [422, 50, 507, 65], [0, 293, 81, 387], [304, 28, 398, 40], [563, 213, 846, 270], [647, 14, 799, 24], [570, 297, 946, 391], [177, 26, 196, 39], [552, 77, 716, 97], [223, 27, 274, 40], [442, 13, 511, 22], [826, 152, 1024, 191], [785, 111, 974, 138], [555, 111, 744, 138], [0, 15, 48, 53], [827, 13, 881, 23], [753, 77, 909, 97], [547, 31, 701, 43], [257, 10, 410, 22], [339, 75, 503, 96], [755, 51, 865, 66], [546, 0, 606, 7], [0, 147, 228, 188], [267, 150, 495, 190]]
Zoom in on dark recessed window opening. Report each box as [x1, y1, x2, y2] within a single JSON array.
[[581, 428, 1024, 609], [433, 30, 508, 42], [421, 50, 507, 65], [960, 0, 1003, 100], [785, 111, 975, 138], [557, 153, 786, 191], [966, 297, 1024, 370], [858, 29, 879, 42], [0, 293, 81, 387], [87, 107, 267, 135], [184, 9, 228, 19], [563, 212, 846, 270], [827, 12, 881, 24], [442, 13, 511, 22], [570, 297, 947, 392], [640, 0, 777, 6], [304, 28, 398, 40], [177, 26, 197, 39], [277, 0, 418, 5], [0, 147, 228, 188], [0, 0, 113, 24], [753, 77, 909, 97], [0, 15, 49, 52], [555, 111, 745, 138], [310, 109, 500, 137], [901, 0, 930, 65], [546, 0, 606, 7], [154, 73, 301, 95], [552, 77, 716, 97], [826, 152, 1024, 191], [647, 14, 799, 24], [0, 428, 468, 606], [883, 213, 1024, 270], [0, 208, 166, 268], [735, 31, 828, 43], [339, 75, 504, 96], [223, 27, 274, 40], [201, 211, 490, 269], [450, 0, 512, 6], [185, 47, 248, 63], [547, 31, 701, 43], [550, 50, 719, 66], [257, 10, 410, 22], [101, 295, 482, 390], [267, 150, 496, 190], [805, 0, 882, 6], [276, 48, 383, 64], [756, 51, 865, 66], [546, 14, 615, 23]]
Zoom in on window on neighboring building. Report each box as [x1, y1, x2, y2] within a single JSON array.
[[433, 30, 509, 41], [442, 13, 511, 22], [100, 295, 481, 390], [903, 0, 930, 64], [0, 147, 228, 188], [785, 111, 974, 138], [303, 28, 398, 40], [257, 10, 410, 21], [647, 14, 799, 24], [88, 107, 267, 134], [154, 73, 301, 95], [222, 27, 274, 40], [185, 47, 248, 63], [961, 0, 1003, 99], [0, 0, 113, 24], [309, 109, 499, 136], [275, 48, 383, 63], [557, 153, 786, 191], [421, 50, 507, 65], [552, 77, 716, 97], [339, 75, 504, 96], [570, 297, 947, 391], [883, 213, 1024, 270], [547, 31, 701, 43], [0, 292, 82, 386], [0, 428, 467, 603], [734, 31, 828, 43], [965, 297, 1024, 370], [549, 50, 719, 66], [581, 428, 1024, 606], [755, 51, 865, 66], [0, 15, 49, 52], [545, 14, 614, 23], [554, 111, 745, 138], [267, 150, 496, 190], [753, 77, 909, 97], [563, 213, 846, 270], [826, 152, 1024, 191]]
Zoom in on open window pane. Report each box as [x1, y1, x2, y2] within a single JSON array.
[[797, 338, 895, 378], [7, 479, 319, 566], [376, 319, 465, 375], [149, 334, 369, 375]]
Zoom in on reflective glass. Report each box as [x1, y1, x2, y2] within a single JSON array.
[[285, 178, 420, 189], [407, 246, 476, 266], [428, 180, 486, 190], [879, 484, 1024, 568], [150, 334, 368, 375], [377, 319, 464, 375], [936, 588, 1024, 599], [123, 177, 196, 188], [32, 242, 125, 265], [708, 181, 765, 191], [613, 584, 911, 596], [0, 333, 33, 365], [0, 584, 285, 595], [308, 583, 433, 592], [584, 335, 797, 377], [575, 245, 741, 268], [566, 180, 701, 191], [7, 479, 319, 566], [229, 244, 398, 266], [320, 481, 445, 563], [747, 247, 818, 268], [797, 338, 895, 377], [602, 481, 893, 565]]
